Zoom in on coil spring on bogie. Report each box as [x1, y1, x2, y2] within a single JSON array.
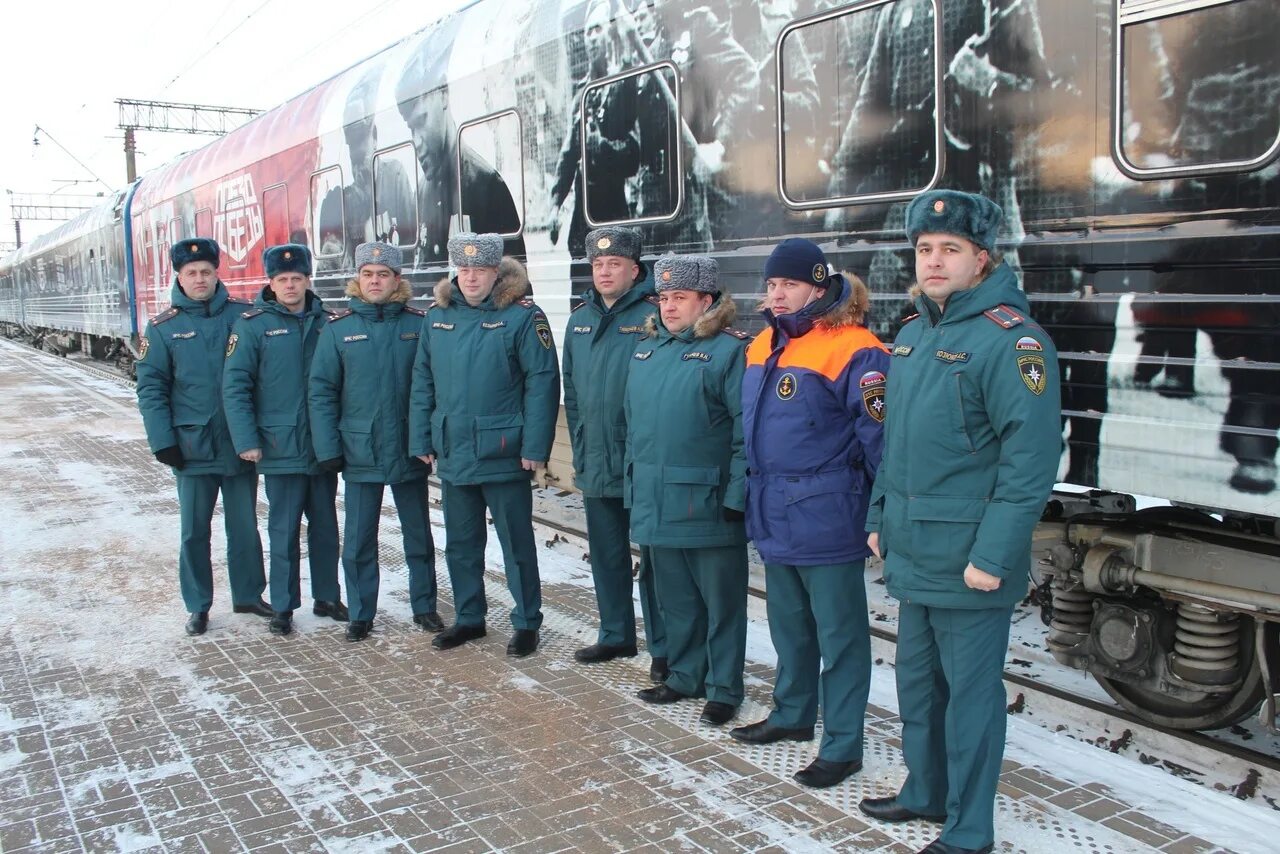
[[1047, 584, 1094, 656], [1170, 603, 1241, 685]]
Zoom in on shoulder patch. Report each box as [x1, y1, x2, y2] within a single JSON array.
[[329, 310, 354, 322], [721, 328, 749, 340], [241, 309, 264, 319], [984, 304, 1025, 329], [404, 306, 426, 316], [225, 333, 239, 358], [150, 307, 179, 325]]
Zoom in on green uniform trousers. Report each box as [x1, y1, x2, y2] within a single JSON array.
[[175, 471, 265, 613], [584, 497, 666, 656], [896, 603, 1014, 850], [342, 479, 437, 623], [648, 543, 748, 706], [442, 479, 542, 631], [263, 473, 340, 614], [764, 560, 871, 762]]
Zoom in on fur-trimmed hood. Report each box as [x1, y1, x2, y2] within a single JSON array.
[[345, 276, 413, 304], [434, 256, 530, 308], [643, 292, 737, 339], [756, 272, 869, 329]]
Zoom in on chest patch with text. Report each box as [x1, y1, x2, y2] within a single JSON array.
[[934, 349, 970, 363]]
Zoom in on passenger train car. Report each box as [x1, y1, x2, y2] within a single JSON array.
[[2, 0, 1278, 731]]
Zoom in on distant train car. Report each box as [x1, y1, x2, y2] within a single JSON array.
[[0, 189, 134, 365], [2, 0, 1278, 730]]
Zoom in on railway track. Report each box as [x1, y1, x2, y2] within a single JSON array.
[[10, 333, 1280, 808]]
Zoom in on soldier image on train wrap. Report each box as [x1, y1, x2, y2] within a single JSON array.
[[732, 238, 890, 790], [134, 237, 267, 636], [625, 254, 750, 727], [222, 244, 348, 636], [307, 242, 439, 643], [562, 226, 667, 680], [409, 233, 560, 658], [861, 190, 1062, 854]]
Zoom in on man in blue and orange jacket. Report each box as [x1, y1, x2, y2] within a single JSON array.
[[732, 238, 890, 790]]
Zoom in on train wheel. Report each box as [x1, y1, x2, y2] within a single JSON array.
[[1093, 617, 1269, 730]]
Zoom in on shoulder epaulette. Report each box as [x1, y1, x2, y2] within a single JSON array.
[[983, 304, 1025, 329], [329, 310, 354, 322], [240, 309, 264, 319], [324, 309, 339, 319], [721, 327, 750, 340], [228, 297, 252, 305], [404, 305, 426, 317], [645, 294, 660, 306], [151, 307, 179, 325], [517, 297, 537, 310], [900, 312, 920, 325], [570, 297, 585, 312]]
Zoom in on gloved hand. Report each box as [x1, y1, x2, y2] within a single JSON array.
[[318, 457, 345, 473], [723, 507, 745, 522], [155, 446, 185, 469]]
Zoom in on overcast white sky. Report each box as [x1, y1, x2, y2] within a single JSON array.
[[0, 0, 472, 249]]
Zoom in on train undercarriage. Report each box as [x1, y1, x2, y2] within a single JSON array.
[[0, 323, 137, 377], [1039, 492, 1280, 731]]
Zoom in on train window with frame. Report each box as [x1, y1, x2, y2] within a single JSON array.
[[1113, 0, 1280, 179], [372, 144, 418, 250], [310, 168, 345, 259], [777, 0, 942, 209], [581, 61, 682, 227], [262, 183, 290, 248], [167, 216, 182, 281], [195, 208, 212, 238], [456, 110, 525, 237]]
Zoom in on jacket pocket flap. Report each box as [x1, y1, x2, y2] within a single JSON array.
[[783, 469, 859, 504], [174, 414, 211, 427], [259, 413, 297, 427], [475, 413, 524, 430], [662, 464, 720, 486], [338, 416, 373, 433], [908, 495, 987, 522]]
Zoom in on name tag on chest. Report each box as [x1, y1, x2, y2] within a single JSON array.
[[343, 334, 369, 343], [432, 322, 455, 331], [617, 324, 644, 334], [265, 328, 290, 337], [682, 352, 711, 362], [573, 325, 593, 334], [633, 350, 653, 361], [934, 349, 970, 363], [171, 331, 196, 340], [481, 321, 507, 330]]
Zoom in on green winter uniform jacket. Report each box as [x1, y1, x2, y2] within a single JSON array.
[[866, 263, 1062, 609], [135, 280, 255, 477], [562, 278, 658, 497], [624, 296, 749, 548], [408, 258, 560, 485], [308, 282, 429, 485], [222, 287, 333, 475]]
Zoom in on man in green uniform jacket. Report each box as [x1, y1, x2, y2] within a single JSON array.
[[309, 242, 438, 642], [861, 190, 1062, 854], [223, 244, 348, 636], [135, 237, 266, 636], [563, 226, 667, 679], [625, 254, 750, 726], [409, 233, 560, 658]]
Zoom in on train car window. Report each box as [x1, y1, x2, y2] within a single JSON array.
[[581, 61, 682, 227], [262, 184, 290, 248], [1113, 0, 1280, 179], [372, 144, 419, 249], [195, 208, 212, 238], [310, 168, 345, 259], [777, 0, 942, 209], [457, 110, 525, 237]]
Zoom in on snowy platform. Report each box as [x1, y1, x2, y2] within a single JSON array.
[[0, 339, 1272, 854]]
